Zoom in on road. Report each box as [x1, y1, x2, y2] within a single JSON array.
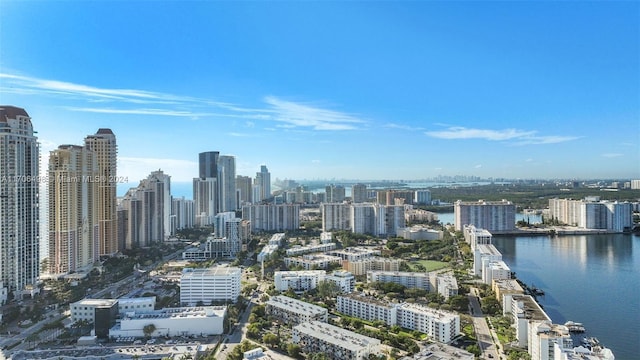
[[468, 287, 501, 360]]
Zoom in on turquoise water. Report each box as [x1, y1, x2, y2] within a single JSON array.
[[493, 234, 640, 360]]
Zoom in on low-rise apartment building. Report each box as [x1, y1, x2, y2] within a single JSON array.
[[344, 257, 402, 276], [396, 303, 460, 344], [265, 295, 328, 326], [367, 270, 431, 291], [292, 321, 381, 360], [274, 270, 326, 292], [286, 242, 336, 256], [336, 293, 397, 326], [284, 254, 342, 270]]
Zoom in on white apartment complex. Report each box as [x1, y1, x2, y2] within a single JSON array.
[[292, 321, 381, 360], [336, 294, 397, 326], [463, 225, 492, 252], [286, 242, 337, 256], [396, 303, 460, 344], [328, 247, 381, 261], [265, 295, 328, 325], [180, 266, 241, 305], [435, 272, 459, 299], [322, 203, 406, 236], [344, 257, 403, 276], [549, 198, 633, 232], [242, 204, 300, 232], [336, 294, 461, 343], [325, 270, 355, 293], [367, 271, 431, 291], [454, 200, 516, 232], [274, 270, 326, 292], [284, 254, 342, 270], [399, 225, 443, 241]]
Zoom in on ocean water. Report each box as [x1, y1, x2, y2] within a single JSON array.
[[493, 234, 640, 360]]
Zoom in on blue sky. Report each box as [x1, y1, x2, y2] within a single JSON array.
[[1, 1, 638, 195]]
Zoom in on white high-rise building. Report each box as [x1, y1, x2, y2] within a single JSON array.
[[351, 183, 368, 203], [0, 106, 40, 295], [242, 203, 300, 232], [321, 203, 350, 231], [48, 145, 99, 276], [84, 129, 118, 255], [170, 196, 195, 232], [193, 177, 217, 226], [454, 199, 516, 232], [549, 198, 633, 232], [180, 267, 241, 305], [217, 155, 236, 212]]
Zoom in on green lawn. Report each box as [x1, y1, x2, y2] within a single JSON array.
[[409, 260, 449, 272]]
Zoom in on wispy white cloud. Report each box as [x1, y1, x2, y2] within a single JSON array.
[[425, 126, 535, 140], [228, 132, 260, 138], [425, 125, 579, 145], [64, 107, 212, 117], [514, 135, 581, 145], [474, 164, 482, 168], [384, 123, 425, 131], [2, 72, 366, 132], [264, 96, 366, 131], [601, 153, 623, 158]]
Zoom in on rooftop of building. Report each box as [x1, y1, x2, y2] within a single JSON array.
[[328, 270, 354, 278], [400, 343, 474, 360], [275, 270, 326, 278], [338, 293, 393, 308], [512, 294, 550, 321], [493, 279, 524, 292], [368, 270, 430, 278], [487, 260, 511, 271], [181, 266, 241, 277], [267, 295, 328, 315], [72, 298, 118, 308], [477, 244, 502, 257], [0, 105, 29, 119], [117, 297, 156, 304], [330, 247, 380, 254], [398, 303, 459, 320], [349, 257, 402, 264], [455, 199, 513, 205], [294, 320, 380, 349], [122, 306, 226, 320]]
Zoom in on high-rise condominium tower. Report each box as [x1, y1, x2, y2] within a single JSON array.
[[84, 129, 118, 255], [120, 170, 171, 249], [255, 165, 271, 201], [199, 151, 219, 179], [218, 155, 237, 212], [0, 106, 40, 294], [48, 145, 100, 276], [194, 151, 219, 226]]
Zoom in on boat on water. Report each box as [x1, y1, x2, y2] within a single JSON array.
[[530, 284, 545, 296], [581, 337, 601, 348], [564, 321, 586, 332]]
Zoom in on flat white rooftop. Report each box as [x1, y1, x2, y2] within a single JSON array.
[[267, 295, 327, 316], [294, 320, 380, 349], [181, 266, 241, 277]]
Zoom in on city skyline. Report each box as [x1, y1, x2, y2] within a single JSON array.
[[1, 2, 638, 187]]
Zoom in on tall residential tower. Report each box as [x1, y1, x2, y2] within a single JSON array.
[[84, 129, 118, 255], [0, 106, 40, 295]]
